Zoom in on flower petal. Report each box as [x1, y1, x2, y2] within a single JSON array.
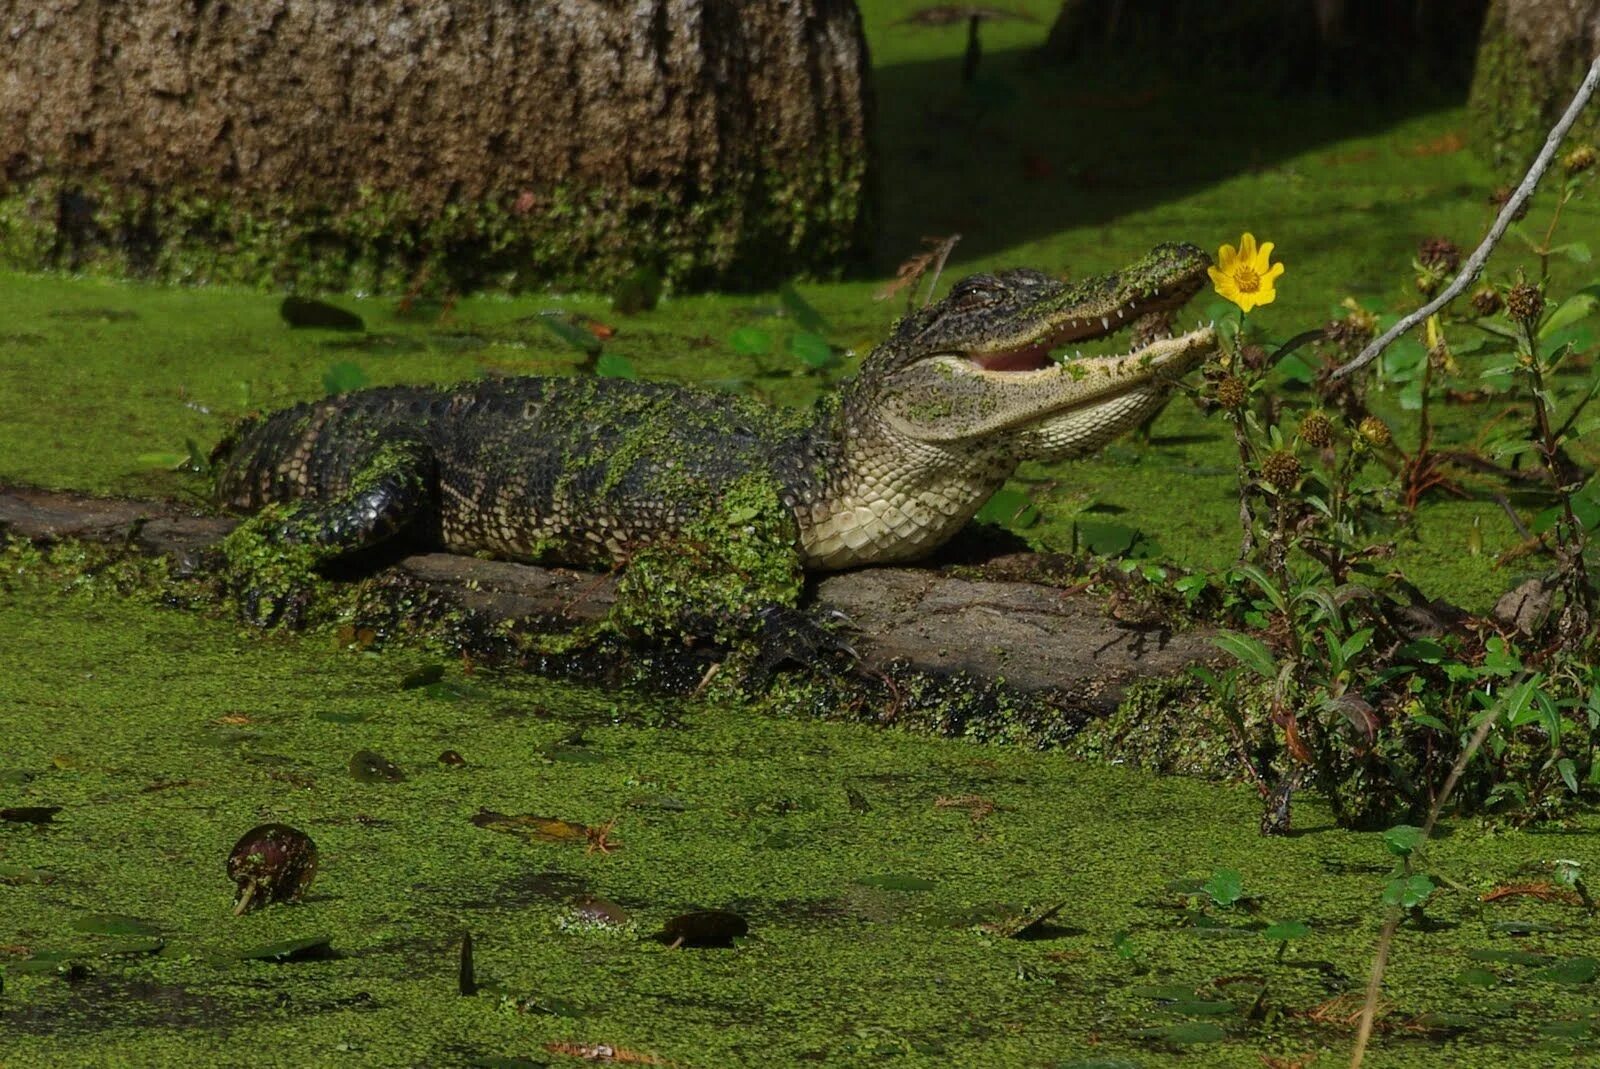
[[1262, 262, 1285, 285], [1255, 241, 1276, 269], [1238, 233, 1257, 260]]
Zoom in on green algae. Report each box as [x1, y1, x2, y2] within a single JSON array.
[[6, 572, 1600, 1067]]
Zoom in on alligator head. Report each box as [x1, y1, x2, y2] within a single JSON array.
[[801, 243, 1216, 568], [858, 241, 1216, 459]]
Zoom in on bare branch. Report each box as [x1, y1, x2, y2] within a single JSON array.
[[1332, 54, 1600, 381]]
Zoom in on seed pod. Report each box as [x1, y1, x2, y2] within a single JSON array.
[[1215, 375, 1248, 410], [1417, 237, 1460, 273], [1261, 450, 1301, 490], [1469, 286, 1502, 317], [1505, 281, 1544, 324], [1298, 411, 1335, 449], [1358, 416, 1392, 447], [1563, 145, 1596, 175]]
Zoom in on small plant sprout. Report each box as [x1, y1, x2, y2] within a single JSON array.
[[1202, 868, 1246, 909], [1262, 919, 1311, 962]]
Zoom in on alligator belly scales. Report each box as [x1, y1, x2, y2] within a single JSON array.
[[213, 244, 1218, 572]]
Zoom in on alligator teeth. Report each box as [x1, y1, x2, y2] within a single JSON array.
[[1115, 309, 1124, 320], [1101, 316, 1110, 329]]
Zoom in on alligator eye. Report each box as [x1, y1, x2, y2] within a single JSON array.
[[948, 276, 1006, 307]]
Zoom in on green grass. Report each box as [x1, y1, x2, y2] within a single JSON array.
[[4, 2, 1600, 1065]]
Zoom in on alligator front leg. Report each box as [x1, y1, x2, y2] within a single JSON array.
[[221, 437, 435, 625]]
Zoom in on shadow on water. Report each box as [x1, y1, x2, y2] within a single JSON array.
[[868, 43, 1479, 269]]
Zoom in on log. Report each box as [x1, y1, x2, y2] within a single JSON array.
[[0, 485, 1221, 710]]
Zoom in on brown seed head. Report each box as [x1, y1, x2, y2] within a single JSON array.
[[1470, 285, 1502, 317], [1215, 375, 1248, 410], [1505, 280, 1544, 324], [1298, 411, 1335, 449], [1261, 450, 1301, 490], [1417, 237, 1461, 273], [1563, 145, 1597, 176], [1358, 416, 1392, 447]]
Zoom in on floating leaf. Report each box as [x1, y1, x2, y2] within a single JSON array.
[[854, 874, 936, 892], [789, 331, 837, 369], [321, 361, 369, 395], [236, 935, 336, 963], [729, 326, 774, 357], [975, 487, 1040, 529], [568, 896, 630, 929], [72, 913, 161, 937], [1533, 956, 1598, 984], [349, 749, 406, 783], [1263, 920, 1311, 942], [656, 909, 748, 949], [1202, 868, 1245, 907], [1455, 966, 1500, 988], [594, 353, 637, 379], [1133, 1021, 1225, 1045], [314, 710, 371, 725], [470, 809, 590, 845]]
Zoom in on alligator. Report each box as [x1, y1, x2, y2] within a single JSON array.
[[213, 243, 1217, 632]]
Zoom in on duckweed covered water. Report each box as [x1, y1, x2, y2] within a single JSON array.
[[4, 574, 1600, 1067]]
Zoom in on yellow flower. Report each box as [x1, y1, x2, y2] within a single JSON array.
[[1209, 233, 1284, 313]]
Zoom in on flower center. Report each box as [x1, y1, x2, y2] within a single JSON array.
[[1233, 266, 1261, 293]]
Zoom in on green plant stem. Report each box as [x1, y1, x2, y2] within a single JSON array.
[[1348, 682, 1521, 1069]]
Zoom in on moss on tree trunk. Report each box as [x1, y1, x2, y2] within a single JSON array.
[[0, 0, 875, 294], [1468, 0, 1600, 173]]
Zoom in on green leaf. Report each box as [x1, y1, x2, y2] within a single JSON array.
[[72, 913, 162, 937], [777, 282, 830, 335], [1533, 956, 1599, 984], [1382, 873, 1435, 909], [1132, 1022, 1225, 1045], [1202, 868, 1244, 907], [1382, 825, 1426, 857], [594, 353, 637, 379], [1559, 757, 1580, 794], [321, 361, 369, 395], [1214, 632, 1276, 679], [1263, 920, 1311, 942], [1540, 293, 1600, 339], [789, 331, 838, 369], [854, 874, 936, 892], [975, 487, 1039, 529], [729, 326, 773, 357], [1552, 241, 1593, 264]]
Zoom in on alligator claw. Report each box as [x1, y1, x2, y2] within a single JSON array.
[[746, 605, 860, 690]]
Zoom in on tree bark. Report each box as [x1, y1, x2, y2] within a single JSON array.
[[0, 1, 875, 294], [1042, 0, 1486, 97], [1469, 0, 1600, 172]]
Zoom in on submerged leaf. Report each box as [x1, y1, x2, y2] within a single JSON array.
[[235, 935, 336, 963], [470, 809, 590, 844]]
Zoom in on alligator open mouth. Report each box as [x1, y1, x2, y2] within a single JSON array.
[[966, 305, 1215, 376]]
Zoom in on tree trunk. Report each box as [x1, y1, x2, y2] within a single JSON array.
[[0, 1, 875, 294], [1468, 0, 1600, 172], [1042, 0, 1486, 97]]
